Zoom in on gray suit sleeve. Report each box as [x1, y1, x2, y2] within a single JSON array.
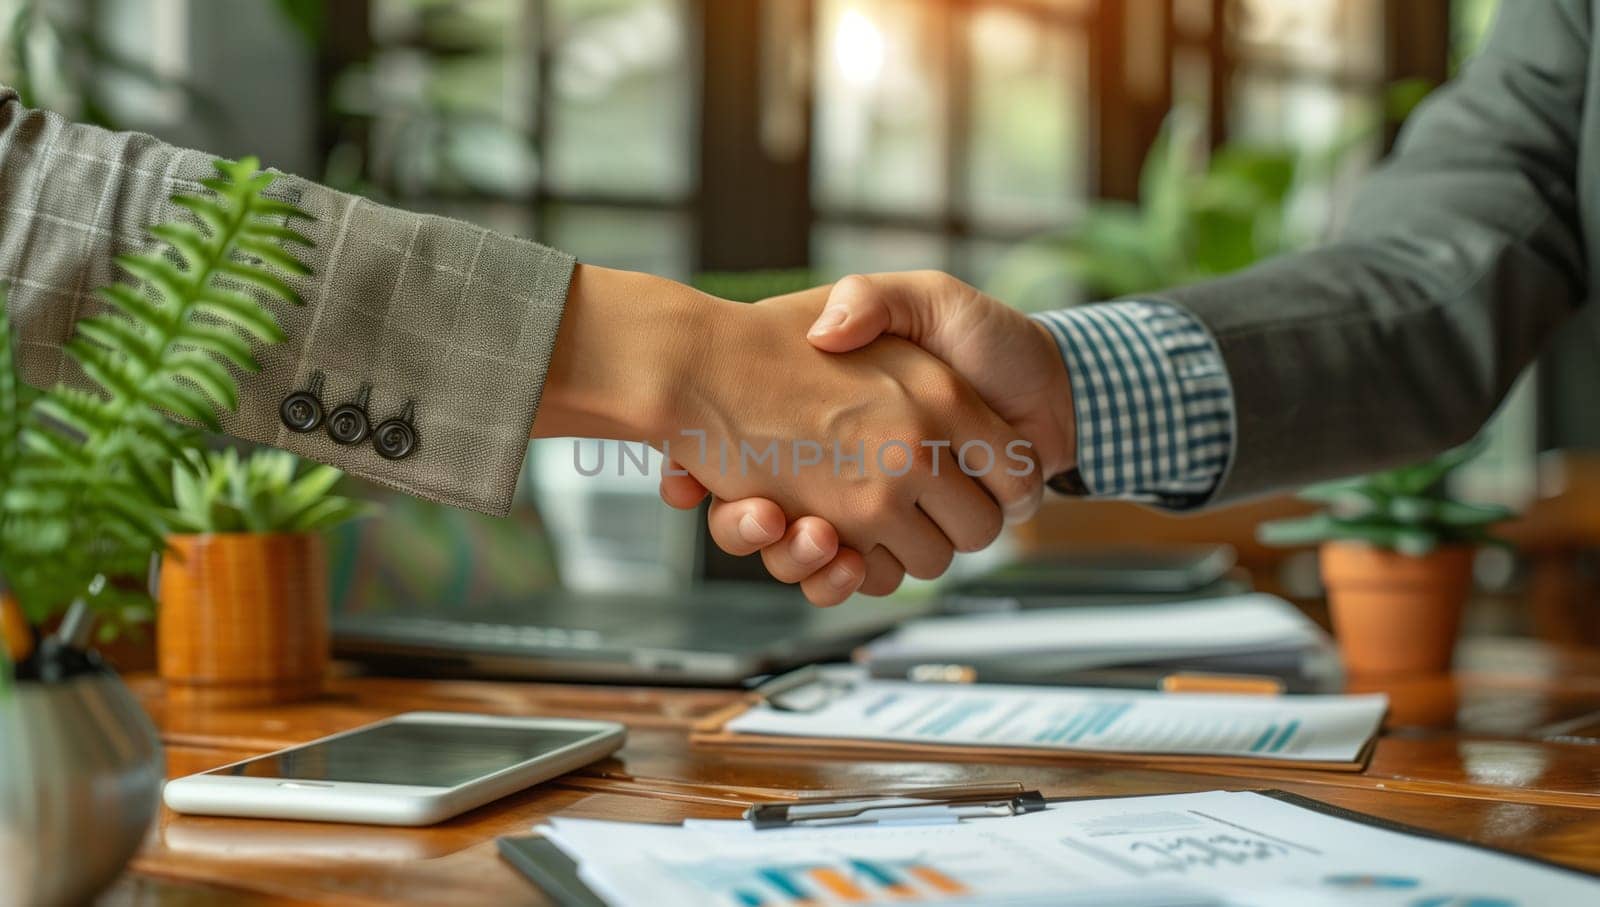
[[0, 84, 573, 516], [1151, 0, 1590, 503]]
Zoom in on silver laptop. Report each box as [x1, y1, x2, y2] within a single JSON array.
[[328, 463, 925, 686]]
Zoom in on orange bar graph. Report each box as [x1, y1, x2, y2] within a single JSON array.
[[810, 867, 869, 902], [906, 864, 969, 896]]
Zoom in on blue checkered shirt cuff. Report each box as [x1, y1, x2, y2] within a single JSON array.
[[1032, 302, 1234, 509]]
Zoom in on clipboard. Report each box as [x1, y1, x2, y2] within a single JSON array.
[[506, 789, 1600, 905], [691, 666, 1382, 772]]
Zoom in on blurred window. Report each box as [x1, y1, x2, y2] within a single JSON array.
[[327, 0, 695, 275], [811, 0, 1094, 284]]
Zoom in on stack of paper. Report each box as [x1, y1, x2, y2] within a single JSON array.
[[537, 790, 1600, 906], [702, 666, 1386, 769], [861, 594, 1339, 690]]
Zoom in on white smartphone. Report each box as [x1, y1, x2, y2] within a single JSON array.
[[163, 711, 625, 826]]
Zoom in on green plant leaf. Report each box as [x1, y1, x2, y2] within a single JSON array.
[[174, 323, 260, 372], [194, 288, 287, 342], [1, 158, 318, 627]]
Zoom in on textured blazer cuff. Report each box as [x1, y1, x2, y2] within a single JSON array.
[[259, 178, 576, 517]]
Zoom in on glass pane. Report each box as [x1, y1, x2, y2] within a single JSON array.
[[814, 0, 948, 216], [1227, 0, 1382, 78], [541, 203, 694, 280], [545, 0, 695, 199], [1171, 46, 1212, 141], [1230, 68, 1378, 153], [966, 8, 1086, 227], [811, 223, 949, 280], [1173, 0, 1213, 35], [1230, 68, 1381, 235], [410, 199, 538, 238], [359, 0, 539, 199]]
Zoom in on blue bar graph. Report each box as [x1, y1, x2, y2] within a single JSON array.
[[849, 859, 900, 888], [757, 868, 808, 901], [1250, 725, 1278, 752], [1267, 719, 1300, 753]]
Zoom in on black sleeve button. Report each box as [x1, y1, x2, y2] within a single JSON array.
[[280, 371, 326, 433], [373, 400, 419, 461], [327, 383, 372, 446]]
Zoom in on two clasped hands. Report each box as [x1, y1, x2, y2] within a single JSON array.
[[538, 266, 1078, 607]]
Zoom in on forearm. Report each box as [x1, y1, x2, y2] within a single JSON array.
[[1146, 1, 1586, 501], [1035, 302, 1233, 509], [535, 264, 721, 442], [0, 83, 574, 516]]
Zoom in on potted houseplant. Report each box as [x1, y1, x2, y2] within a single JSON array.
[[157, 447, 367, 707], [1258, 445, 1512, 677], [0, 157, 312, 905]]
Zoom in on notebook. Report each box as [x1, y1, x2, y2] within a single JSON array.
[[860, 594, 1341, 691]]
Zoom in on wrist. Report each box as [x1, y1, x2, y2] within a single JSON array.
[[1031, 318, 1077, 479], [536, 264, 721, 440]]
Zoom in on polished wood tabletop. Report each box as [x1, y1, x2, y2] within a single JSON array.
[[103, 637, 1600, 906]]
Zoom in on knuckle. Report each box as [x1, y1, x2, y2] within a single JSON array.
[[960, 504, 1004, 553], [759, 548, 804, 584], [906, 545, 954, 580]]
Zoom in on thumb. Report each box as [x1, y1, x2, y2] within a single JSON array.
[[805, 274, 899, 353]]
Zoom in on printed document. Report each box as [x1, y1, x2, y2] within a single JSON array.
[[727, 667, 1385, 763], [540, 790, 1598, 906]]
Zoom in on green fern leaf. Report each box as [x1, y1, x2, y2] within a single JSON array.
[[74, 315, 158, 367], [170, 194, 232, 236], [216, 260, 302, 305], [194, 287, 287, 342], [164, 352, 239, 411], [249, 198, 315, 222], [148, 378, 222, 429], [115, 252, 192, 302], [242, 223, 315, 247], [148, 223, 212, 270], [172, 323, 259, 372], [237, 237, 312, 276], [95, 285, 171, 328]]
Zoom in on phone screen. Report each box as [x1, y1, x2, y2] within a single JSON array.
[[209, 722, 601, 788]]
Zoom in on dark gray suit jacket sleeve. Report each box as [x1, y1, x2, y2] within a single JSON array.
[[0, 84, 574, 516], [1152, 0, 1590, 503]]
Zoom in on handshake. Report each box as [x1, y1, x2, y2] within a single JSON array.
[[539, 269, 1077, 607]]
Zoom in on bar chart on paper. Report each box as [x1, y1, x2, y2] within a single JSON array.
[[540, 792, 1600, 907], [723, 668, 1388, 764], [670, 855, 975, 905]]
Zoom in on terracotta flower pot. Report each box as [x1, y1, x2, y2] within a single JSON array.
[[1319, 541, 1474, 678], [158, 533, 329, 707]]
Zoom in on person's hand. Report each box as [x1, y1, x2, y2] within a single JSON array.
[[539, 266, 1043, 605], [660, 272, 1074, 603]]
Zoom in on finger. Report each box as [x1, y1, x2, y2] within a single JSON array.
[[956, 412, 1047, 526], [806, 274, 898, 352], [706, 497, 787, 556], [879, 506, 955, 581], [917, 472, 1005, 554], [659, 460, 711, 510], [800, 547, 867, 607], [858, 546, 906, 597], [760, 516, 841, 584]]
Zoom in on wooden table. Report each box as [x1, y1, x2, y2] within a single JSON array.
[[104, 638, 1600, 905]]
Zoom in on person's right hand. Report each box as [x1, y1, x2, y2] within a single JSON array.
[[660, 272, 1075, 602], [807, 272, 1075, 478]]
